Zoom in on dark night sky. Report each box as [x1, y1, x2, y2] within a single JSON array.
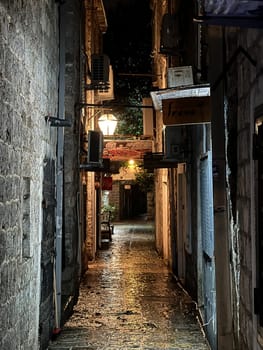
[[102, 0, 152, 75], [102, 0, 153, 135]]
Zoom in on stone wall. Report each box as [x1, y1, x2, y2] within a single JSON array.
[[86, 172, 96, 260], [225, 27, 263, 349], [109, 182, 120, 221], [61, 0, 81, 320], [0, 1, 59, 349]]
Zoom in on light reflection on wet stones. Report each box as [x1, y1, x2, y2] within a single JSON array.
[[48, 222, 210, 350]]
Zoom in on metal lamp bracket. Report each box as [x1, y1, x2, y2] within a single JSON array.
[[45, 116, 72, 127]]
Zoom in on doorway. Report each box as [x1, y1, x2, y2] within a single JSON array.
[[177, 164, 187, 283], [200, 151, 217, 349], [119, 183, 147, 219], [177, 163, 192, 283]]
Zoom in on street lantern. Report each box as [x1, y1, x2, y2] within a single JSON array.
[[98, 113, 117, 136]]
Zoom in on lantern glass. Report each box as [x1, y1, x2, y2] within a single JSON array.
[[98, 114, 117, 135]]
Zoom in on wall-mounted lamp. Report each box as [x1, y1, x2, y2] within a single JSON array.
[[98, 113, 117, 136], [128, 159, 137, 170]]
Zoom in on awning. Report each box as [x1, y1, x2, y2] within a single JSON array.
[[194, 0, 263, 28], [150, 84, 210, 111], [194, 15, 263, 28], [150, 84, 211, 126]]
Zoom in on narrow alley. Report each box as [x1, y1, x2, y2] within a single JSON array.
[[48, 221, 210, 350]]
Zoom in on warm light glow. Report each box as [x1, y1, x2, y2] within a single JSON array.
[[98, 114, 117, 135], [128, 159, 136, 169], [128, 159, 135, 166], [255, 116, 263, 134]]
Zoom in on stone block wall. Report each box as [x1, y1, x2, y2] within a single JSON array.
[[0, 1, 59, 349], [61, 0, 81, 318], [225, 27, 263, 349], [109, 182, 120, 221]]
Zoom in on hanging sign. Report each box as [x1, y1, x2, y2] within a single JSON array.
[[162, 96, 211, 125], [102, 177, 112, 190]]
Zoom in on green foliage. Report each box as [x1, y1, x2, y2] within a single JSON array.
[[115, 108, 143, 136], [134, 169, 154, 193], [101, 204, 116, 220], [110, 52, 152, 137], [113, 80, 151, 136], [101, 204, 116, 214]]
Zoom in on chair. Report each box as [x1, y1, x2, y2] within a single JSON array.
[[101, 210, 114, 242]]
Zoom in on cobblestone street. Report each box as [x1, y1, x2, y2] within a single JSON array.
[[48, 221, 210, 350]]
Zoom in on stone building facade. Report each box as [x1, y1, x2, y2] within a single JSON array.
[[222, 26, 263, 350], [0, 1, 59, 349], [80, 0, 109, 261], [2, 1, 263, 349], [202, 22, 263, 350], [0, 0, 104, 348], [150, 1, 263, 349]]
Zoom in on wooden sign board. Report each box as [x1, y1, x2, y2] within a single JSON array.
[[102, 177, 112, 190], [103, 139, 152, 161], [162, 96, 211, 125]]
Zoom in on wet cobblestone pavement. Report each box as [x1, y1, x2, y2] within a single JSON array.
[[48, 221, 210, 350]]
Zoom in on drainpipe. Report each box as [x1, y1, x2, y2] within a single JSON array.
[[54, 1, 66, 332]]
